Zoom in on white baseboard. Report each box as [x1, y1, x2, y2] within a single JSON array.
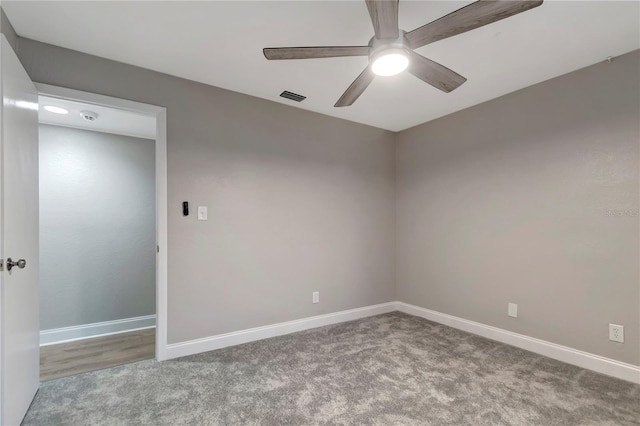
[[40, 315, 156, 346], [396, 302, 640, 384], [164, 301, 639, 384], [165, 302, 397, 359]]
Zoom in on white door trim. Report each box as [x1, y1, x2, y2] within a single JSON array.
[[34, 83, 169, 361]]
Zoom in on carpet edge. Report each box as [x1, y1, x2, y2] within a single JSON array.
[[165, 302, 397, 359], [397, 301, 640, 384]]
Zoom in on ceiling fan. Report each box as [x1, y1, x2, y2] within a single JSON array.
[[263, 0, 543, 107]]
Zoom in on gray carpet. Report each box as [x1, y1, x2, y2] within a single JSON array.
[[23, 312, 640, 425]]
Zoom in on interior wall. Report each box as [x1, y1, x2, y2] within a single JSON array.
[[0, 7, 18, 52], [7, 10, 637, 365], [17, 38, 396, 344], [396, 50, 640, 365], [39, 124, 156, 330]]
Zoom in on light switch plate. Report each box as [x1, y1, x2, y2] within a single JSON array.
[[508, 303, 518, 318], [197, 206, 208, 221]]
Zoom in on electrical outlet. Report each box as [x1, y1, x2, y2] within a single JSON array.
[[312, 291, 319, 304], [609, 324, 624, 343], [508, 303, 518, 318]]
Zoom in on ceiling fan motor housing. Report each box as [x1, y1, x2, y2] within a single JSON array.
[[368, 31, 411, 62]]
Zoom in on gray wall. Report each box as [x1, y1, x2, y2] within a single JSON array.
[[396, 50, 639, 365], [5, 9, 637, 365], [39, 124, 156, 330], [17, 38, 396, 344], [0, 7, 18, 52]]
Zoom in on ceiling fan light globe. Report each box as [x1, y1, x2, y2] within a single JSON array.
[[371, 49, 410, 77]]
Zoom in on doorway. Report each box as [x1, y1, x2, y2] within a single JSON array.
[[35, 85, 168, 380]]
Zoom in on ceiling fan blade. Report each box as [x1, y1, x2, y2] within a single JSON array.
[[365, 0, 400, 39], [335, 67, 375, 107], [263, 46, 370, 60], [408, 52, 467, 93], [406, 0, 543, 49]]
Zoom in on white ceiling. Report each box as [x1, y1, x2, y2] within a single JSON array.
[[39, 96, 157, 139], [6, 1, 639, 131]]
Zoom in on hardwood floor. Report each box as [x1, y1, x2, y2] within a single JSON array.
[[40, 329, 155, 382]]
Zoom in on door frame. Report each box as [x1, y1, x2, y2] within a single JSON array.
[[35, 83, 169, 361]]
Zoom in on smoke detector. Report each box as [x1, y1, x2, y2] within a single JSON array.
[[80, 110, 98, 122]]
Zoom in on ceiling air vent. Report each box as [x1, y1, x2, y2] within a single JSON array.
[[280, 91, 306, 102]]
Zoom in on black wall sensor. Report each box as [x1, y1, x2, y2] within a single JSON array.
[[182, 201, 189, 216]]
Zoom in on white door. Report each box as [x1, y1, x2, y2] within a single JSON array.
[[0, 35, 40, 426]]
